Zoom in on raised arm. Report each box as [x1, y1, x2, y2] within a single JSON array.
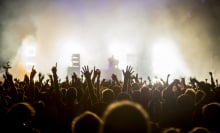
[[3, 67, 17, 100], [122, 65, 134, 93], [92, 66, 98, 84], [38, 72, 45, 87], [147, 76, 152, 88], [95, 68, 101, 102], [81, 65, 98, 104], [29, 66, 37, 101], [209, 72, 215, 88], [181, 77, 187, 90], [163, 79, 181, 100], [166, 74, 170, 86], [111, 73, 121, 87], [51, 63, 59, 90]]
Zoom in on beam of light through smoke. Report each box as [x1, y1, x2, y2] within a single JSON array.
[[152, 37, 190, 79]]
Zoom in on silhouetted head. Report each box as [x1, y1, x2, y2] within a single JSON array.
[[177, 94, 194, 111], [185, 88, 196, 99], [66, 87, 77, 103], [131, 83, 140, 91], [188, 127, 211, 133], [140, 87, 151, 99], [161, 127, 181, 133], [195, 90, 206, 105], [116, 92, 132, 101], [131, 90, 141, 102], [151, 89, 161, 100], [100, 100, 151, 133], [7, 102, 36, 132], [32, 100, 45, 115], [202, 102, 220, 120], [102, 88, 115, 103], [141, 86, 150, 94], [71, 111, 103, 133], [7, 102, 36, 123], [112, 85, 121, 97], [202, 102, 220, 132]]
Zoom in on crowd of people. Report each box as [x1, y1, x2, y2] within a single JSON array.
[[0, 64, 220, 133]]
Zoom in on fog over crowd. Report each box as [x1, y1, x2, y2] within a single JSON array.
[[1, 0, 220, 80]]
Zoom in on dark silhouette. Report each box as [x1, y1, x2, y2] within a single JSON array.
[[6, 102, 40, 133], [71, 111, 102, 133], [99, 100, 151, 133], [188, 127, 211, 133], [0, 62, 220, 133]]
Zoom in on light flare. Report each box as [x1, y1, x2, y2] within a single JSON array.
[[109, 42, 132, 69], [152, 37, 190, 78], [21, 35, 37, 73]]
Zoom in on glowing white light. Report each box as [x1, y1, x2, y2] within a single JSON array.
[[57, 37, 84, 66], [55, 36, 86, 79], [109, 42, 129, 69], [22, 35, 37, 57], [152, 37, 190, 78], [24, 46, 36, 57], [21, 35, 37, 73]]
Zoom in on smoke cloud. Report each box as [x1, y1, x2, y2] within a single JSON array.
[[0, 0, 220, 80]]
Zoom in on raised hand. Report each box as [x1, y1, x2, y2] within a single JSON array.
[[122, 65, 134, 79], [81, 65, 93, 80], [179, 77, 186, 89], [92, 66, 101, 83], [189, 77, 197, 88], [134, 73, 139, 83], [51, 63, 57, 74], [93, 67, 98, 77], [23, 74, 29, 83], [95, 68, 101, 82], [30, 66, 37, 79], [95, 68, 101, 77], [38, 72, 44, 83], [81, 65, 98, 104], [147, 76, 151, 82], [111, 73, 121, 86], [166, 74, 170, 85], [3, 61, 11, 74], [72, 72, 77, 80], [122, 65, 134, 92], [160, 78, 165, 85], [209, 71, 215, 87], [93, 67, 101, 101], [205, 78, 208, 83], [111, 73, 118, 81], [66, 76, 69, 85]]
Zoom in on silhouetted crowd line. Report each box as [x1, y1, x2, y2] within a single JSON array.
[[0, 64, 220, 133]]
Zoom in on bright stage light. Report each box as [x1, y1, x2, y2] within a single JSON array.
[[152, 37, 190, 78], [109, 42, 132, 69], [54, 36, 87, 79], [56, 37, 84, 66], [21, 35, 37, 72], [24, 46, 36, 57], [22, 35, 37, 56]]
